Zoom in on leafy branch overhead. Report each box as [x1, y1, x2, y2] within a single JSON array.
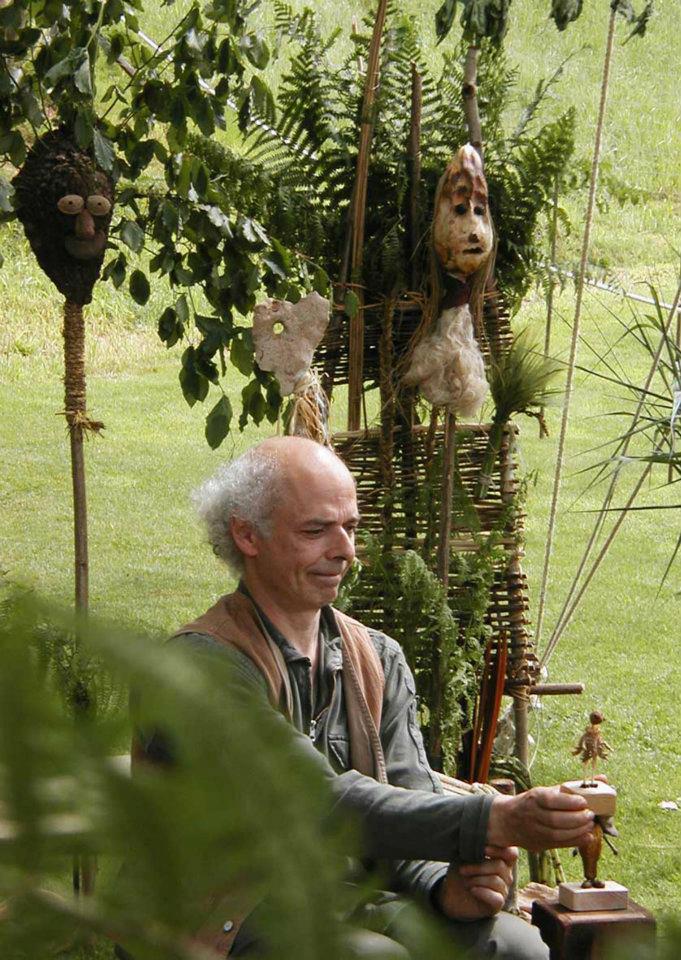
[[435, 0, 654, 41], [0, 0, 323, 444]]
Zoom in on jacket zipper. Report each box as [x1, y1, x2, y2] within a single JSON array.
[[309, 705, 329, 742]]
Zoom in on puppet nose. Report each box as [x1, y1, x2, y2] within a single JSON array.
[[75, 209, 96, 240], [468, 231, 479, 243]]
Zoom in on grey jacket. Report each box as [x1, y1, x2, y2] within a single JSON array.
[[177, 601, 494, 904]]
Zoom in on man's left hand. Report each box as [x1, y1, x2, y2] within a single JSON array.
[[436, 846, 517, 921]]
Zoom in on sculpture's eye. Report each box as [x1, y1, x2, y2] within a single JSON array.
[[86, 194, 112, 217], [474, 205, 486, 216], [57, 194, 85, 215], [454, 203, 467, 216]]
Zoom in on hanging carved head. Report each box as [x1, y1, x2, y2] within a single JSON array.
[[432, 144, 493, 278], [12, 127, 114, 305]]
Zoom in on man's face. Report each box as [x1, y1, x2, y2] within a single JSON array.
[[248, 458, 359, 614]]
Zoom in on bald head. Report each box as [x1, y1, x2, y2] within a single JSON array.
[[193, 436, 355, 575]]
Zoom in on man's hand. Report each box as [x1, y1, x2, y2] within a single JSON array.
[[437, 846, 517, 921], [487, 786, 595, 852]]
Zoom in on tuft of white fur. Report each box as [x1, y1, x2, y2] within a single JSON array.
[[403, 305, 488, 418]]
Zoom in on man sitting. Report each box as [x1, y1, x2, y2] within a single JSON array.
[[175, 436, 594, 958]]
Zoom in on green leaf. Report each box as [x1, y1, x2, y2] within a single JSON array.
[[0, 176, 14, 214], [344, 290, 359, 320], [230, 332, 253, 376], [550, 0, 584, 30], [240, 32, 270, 69], [74, 111, 94, 148], [93, 130, 115, 172], [44, 49, 83, 87], [0, 130, 25, 167], [74, 53, 93, 96], [179, 346, 209, 407], [175, 295, 189, 324], [102, 253, 127, 289], [120, 220, 145, 254], [435, 0, 458, 42], [129, 270, 151, 305], [158, 306, 183, 348], [205, 395, 233, 449]]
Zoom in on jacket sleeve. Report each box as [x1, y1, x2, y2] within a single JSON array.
[[371, 630, 490, 903], [166, 633, 493, 868]]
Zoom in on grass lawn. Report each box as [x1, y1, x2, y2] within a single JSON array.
[[1, 0, 680, 952]]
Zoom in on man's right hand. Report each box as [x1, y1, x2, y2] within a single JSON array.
[[487, 786, 595, 852]]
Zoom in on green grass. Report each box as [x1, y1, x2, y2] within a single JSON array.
[[1, 0, 680, 950]]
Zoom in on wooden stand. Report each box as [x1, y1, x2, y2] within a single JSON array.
[[532, 895, 656, 960]]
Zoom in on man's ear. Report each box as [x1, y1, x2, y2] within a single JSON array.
[[230, 516, 261, 558]]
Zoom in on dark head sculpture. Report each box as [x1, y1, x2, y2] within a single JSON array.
[[12, 127, 114, 305]]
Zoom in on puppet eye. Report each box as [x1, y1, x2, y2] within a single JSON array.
[[57, 194, 85, 215], [86, 194, 111, 216], [473, 205, 486, 216], [454, 202, 467, 216]]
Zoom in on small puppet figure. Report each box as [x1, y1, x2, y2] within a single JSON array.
[[12, 126, 114, 306], [403, 145, 493, 419], [572, 710, 613, 787], [568, 711, 619, 890], [252, 291, 331, 444]]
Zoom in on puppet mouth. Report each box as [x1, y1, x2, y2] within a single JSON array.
[[463, 246, 484, 254], [64, 233, 107, 260]]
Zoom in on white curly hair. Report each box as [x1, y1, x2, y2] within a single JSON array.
[[192, 446, 282, 576]]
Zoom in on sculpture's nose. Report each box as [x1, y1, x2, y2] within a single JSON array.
[[75, 209, 96, 239], [468, 231, 479, 243]]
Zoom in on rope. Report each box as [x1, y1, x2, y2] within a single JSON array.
[[534, 7, 618, 652], [543, 277, 681, 663]]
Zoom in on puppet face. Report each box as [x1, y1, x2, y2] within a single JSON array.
[[12, 128, 114, 305], [252, 292, 330, 395], [433, 145, 493, 277]]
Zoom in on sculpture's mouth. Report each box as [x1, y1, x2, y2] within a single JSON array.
[[64, 233, 107, 260], [463, 246, 484, 255]]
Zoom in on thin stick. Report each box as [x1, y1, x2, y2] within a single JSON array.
[[407, 63, 423, 291], [534, 7, 618, 651], [539, 176, 560, 435], [462, 46, 483, 161], [347, 0, 389, 430], [545, 276, 681, 660]]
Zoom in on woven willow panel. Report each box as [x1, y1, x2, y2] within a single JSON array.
[[333, 422, 538, 690]]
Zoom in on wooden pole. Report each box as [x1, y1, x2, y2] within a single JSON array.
[[407, 62, 423, 291], [63, 298, 97, 897], [347, 0, 389, 430], [63, 300, 89, 611]]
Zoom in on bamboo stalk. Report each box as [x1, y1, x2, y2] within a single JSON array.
[[347, 0, 389, 430], [534, 6, 619, 651]]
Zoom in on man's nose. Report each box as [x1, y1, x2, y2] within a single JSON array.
[[75, 209, 96, 239], [330, 527, 355, 563]]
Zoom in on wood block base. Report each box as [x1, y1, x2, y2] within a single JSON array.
[[559, 881, 628, 912], [532, 894, 656, 960], [560, 780, 617, 816]]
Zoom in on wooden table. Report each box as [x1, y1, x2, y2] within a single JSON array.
[[532, 894, 656, 960]]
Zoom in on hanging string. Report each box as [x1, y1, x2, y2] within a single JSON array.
[[534, 7, 619, 652]]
